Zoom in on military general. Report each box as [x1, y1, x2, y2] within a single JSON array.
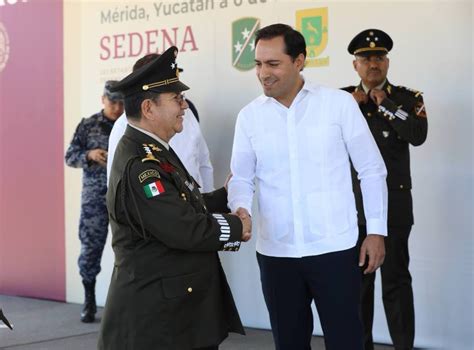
[[343, 29, 428, 350], [97, 47, 250, 350]]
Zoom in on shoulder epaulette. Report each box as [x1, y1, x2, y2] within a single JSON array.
[[397, 85, 423, 98]]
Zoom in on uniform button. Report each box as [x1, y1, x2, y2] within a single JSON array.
[[367, 112, 372, 117], [400, 185, 404, 189], [187, 287, 193, 293]]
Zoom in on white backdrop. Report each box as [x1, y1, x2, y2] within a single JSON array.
[[64, 1, 473, 349]]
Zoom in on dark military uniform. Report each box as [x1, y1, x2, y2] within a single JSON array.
[[343, 81, 428, 350], [98, 46, 244, 350], [98, 126, 244, 350], [65, 110, 114, 283]]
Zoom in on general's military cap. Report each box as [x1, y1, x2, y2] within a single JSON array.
[[348, 29, 393, 56], [103, 80, 124, 101], [110, 46, 189, 97]]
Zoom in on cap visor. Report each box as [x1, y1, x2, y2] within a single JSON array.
[[149, 80, 190, 93]]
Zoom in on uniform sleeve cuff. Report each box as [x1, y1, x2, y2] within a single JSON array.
[[213, 213, 243, 252]]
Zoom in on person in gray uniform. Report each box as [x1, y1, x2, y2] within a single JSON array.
[[65, 81, 124, 322]]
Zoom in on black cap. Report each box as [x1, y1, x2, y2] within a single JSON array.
[[103, 80, 124, 101], [348, 29, 393, 56], [110, 46, 190, 97]]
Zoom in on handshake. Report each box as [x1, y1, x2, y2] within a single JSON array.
[[234, 207, 252, 242]]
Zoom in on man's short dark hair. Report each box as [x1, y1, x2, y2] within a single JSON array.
[[255, 23, 307, 61], [125, 53, 161, 120]]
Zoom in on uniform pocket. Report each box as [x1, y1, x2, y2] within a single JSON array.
[[162, 270, 210, 299], [161, 270, 211, 344]]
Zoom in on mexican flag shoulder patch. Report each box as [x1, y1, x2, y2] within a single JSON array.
[[143, 180, 165, 198]]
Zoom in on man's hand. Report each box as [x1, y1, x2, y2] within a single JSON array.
[[351, 91, 369, 105], [236, 207, 252, 242], [359, 234, 385, 274], [87, 149, 108, 167], [369, 89, 387, 106]]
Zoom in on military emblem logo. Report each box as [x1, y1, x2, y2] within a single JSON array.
[[232, 17, 260, 71], [296, 8, 329, 67], [0, 22, 10, 73]]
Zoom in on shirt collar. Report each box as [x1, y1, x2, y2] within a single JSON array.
[[128, 123, 170, 150], [361, 79, 386, 93]]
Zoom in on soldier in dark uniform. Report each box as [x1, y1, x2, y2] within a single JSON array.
[[65, 81, 124, 323], [342, 29, 428, 350], [97, 47, 250, 350]]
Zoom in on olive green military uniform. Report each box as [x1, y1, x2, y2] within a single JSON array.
[[98, 125, 245, 350], [343, 81, 427, 350]]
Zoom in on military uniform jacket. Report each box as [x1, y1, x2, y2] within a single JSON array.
[[98, 126, 244, 350], [65, 110, 114, 197], [342, 81, 428, 227]]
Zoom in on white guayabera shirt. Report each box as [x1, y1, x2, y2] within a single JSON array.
[[229, 81, 388, 257]]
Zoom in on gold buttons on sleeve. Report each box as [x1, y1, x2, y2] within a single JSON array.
[[400, 185, 404, 189], [187, 287, 193, 293]]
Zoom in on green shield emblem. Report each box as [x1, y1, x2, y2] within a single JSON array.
[[296, 8, 329, 67], [302, 17, 323, 49], [232, 17, 260, 71]]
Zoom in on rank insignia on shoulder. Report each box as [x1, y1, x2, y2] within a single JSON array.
[[415, 101, 427, 118], [142, 144, 161, 163], [138, 169, 161, 183], [143, 180, 165, 198]]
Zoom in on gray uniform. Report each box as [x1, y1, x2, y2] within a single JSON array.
[[65, 110, 114, 283]]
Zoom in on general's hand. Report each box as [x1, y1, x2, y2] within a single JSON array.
[[351, 91, 369, 104], [236, 207, 252, 242], [359, 234, 385, 274], [369, 89, 387, 106], [87, 149, 108, 167]]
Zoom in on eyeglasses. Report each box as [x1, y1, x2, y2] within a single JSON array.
[[355, 56, 387, 64], [151, 93, 187, 106]]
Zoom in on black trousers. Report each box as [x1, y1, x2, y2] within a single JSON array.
[[257, 247, 364, 350], [358, 225, 414, 350]]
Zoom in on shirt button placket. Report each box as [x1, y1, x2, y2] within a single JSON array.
[[287, 108, 304, 250]]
